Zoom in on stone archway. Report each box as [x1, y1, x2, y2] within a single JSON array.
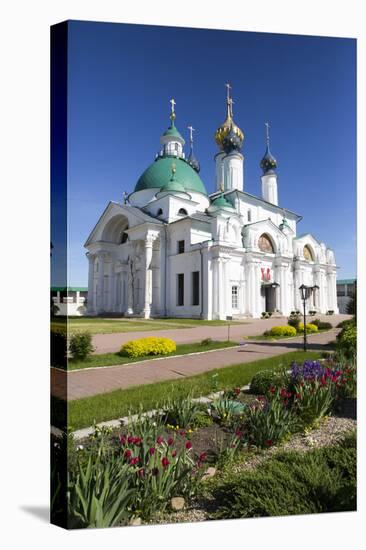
[[101, 214, 129, 244]]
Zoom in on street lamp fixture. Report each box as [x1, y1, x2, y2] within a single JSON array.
[[299, 284, 319, 352]]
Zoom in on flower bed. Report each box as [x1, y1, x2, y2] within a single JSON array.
[[53, 357, 357, 528]]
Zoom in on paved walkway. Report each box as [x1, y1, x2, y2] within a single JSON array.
[[51, 328, 340, 401], [91, 314, 350, 354]]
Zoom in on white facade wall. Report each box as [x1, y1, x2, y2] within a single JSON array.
[[85, 194, 338, 319]]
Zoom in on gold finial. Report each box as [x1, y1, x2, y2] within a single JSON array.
[[170, 163, 176, 180], [219, 181, 225, 193], [225, 82, 232, 102], [214, 83, 244, 149]]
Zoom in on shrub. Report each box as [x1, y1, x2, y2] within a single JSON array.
[[244, 394, 295, 448], [210, 398, 247, 424], [249, 369, 289, 395], [68, 456, 134, 528], [336, 322, 356, 360], [69, 331, 94, 360], [210, 432, 356, 519], [268, 325, 297, 338], [163, 394, 200, 429], [120, 336, 176, 358], [297, 322, 318, 334], [336, 361, 357, 400], [346, 288, 357, 317], [287, 313, 301, 331], [337, 319, 353, 329], [312, 319, 333, 330], [200, 337, 213, 346], [289, 360, 343, 426], [51, 330, 67, 368]]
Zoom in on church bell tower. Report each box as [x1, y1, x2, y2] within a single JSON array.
[[260, 122, 278, 205], [214, 84, 244, 193]]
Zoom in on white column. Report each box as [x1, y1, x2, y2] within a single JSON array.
[[87, 254, 95, 313], [246, 260, 255, 316], [96, 253, 105, 313], [202, 247, 210, 319], [217, 258, 225, 320], [158, 233, 166, 316], [143, 237, 154, 318], [261, 173, 278, 205], [223, 151, 244, 192], [293, 263, 301, 311], [126, 263, 134, 315], [109, 264, 116, 311], [212, 257, 219, 319], [215, 152, 225, 191]]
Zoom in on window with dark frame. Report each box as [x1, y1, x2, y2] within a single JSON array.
[[177, 273, 184, 306], [231, 285, 238, 309], [192, 271, 200, 306], [177, 240, 185, 254]]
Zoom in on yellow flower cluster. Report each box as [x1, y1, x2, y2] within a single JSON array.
[[269, 325, 297, 337], [120, 336, 177, 358], [166, 423, 194, 434], [297, 323, 319, 334]]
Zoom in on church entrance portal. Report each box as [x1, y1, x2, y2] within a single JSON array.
[[261, 284, 278, 313]]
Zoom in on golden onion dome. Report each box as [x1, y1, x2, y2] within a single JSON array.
[[215, 98, 244, 150]]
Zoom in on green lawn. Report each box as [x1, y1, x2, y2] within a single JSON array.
[[51, 316, 248, 335], [53, 350, 322, 430], [68, 340, 238, 371]]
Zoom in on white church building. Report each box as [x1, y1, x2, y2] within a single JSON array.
[[85, 88, 338, 319]]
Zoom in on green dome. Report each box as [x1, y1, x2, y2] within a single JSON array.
[[212, 194, 233, 208], [135, 157, 208, 195], [160, 178, 187, 194], [163, 124, 184, 141]]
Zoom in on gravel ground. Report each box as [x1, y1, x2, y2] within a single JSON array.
[[149, 413, 357, 525]]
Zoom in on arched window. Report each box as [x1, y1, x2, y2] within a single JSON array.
[[178, 208, 188, 216], [247, 209, 252, 222], [303, 245, 314, 261], [157, 208, 163, 216], [120, 232, 128, 244], [258, 233, 275, 254]]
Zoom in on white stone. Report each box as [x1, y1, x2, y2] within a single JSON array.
[[170, 497, 185, 511], [202, 467, 217, 480]]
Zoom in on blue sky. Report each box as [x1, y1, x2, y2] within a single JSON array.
[[58, 20, 356, 286]]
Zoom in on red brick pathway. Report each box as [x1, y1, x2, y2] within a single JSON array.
[[51, 329, 340, 401]]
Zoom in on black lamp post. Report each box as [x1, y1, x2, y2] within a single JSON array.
[[299, 284, 319, 352]]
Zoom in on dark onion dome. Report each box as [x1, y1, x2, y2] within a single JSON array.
[[222, 124, 243, 153], [260, 145, 277, 174], [187, 149, 200, 172]]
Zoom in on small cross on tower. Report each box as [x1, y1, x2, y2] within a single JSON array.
[[265, 122, 270, 146], [170, 98, 176, 118], [225, 82, 232, 102], [187, 125, 195, 145]]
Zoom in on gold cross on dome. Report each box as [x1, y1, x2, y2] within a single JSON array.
[[170, 98, 176, 114], [225, 82, 232, 102]]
